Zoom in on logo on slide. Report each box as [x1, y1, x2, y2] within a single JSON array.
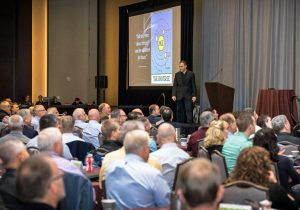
[[158, 35, 165, 51]]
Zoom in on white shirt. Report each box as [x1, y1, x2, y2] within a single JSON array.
[[82, 120, 102, 148], [62, 133, 84, 144], [150, 142, 190, 189]]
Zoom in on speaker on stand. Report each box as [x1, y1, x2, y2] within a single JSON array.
[[95, 76, 108, 104]]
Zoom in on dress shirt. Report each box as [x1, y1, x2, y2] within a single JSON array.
[[51, 153, 84, 178], [0, 131, 30, 144], [27, 136, 73, 160], [74, 120, 88, 130], [82, 120, 101, 148], [151, 143, 190, 188], [106, 154, 170, 210], [99, 147, 162, 182], [31, 116, 40, 132], [222, 132, 252, 173], [62, 133, 84, 144]]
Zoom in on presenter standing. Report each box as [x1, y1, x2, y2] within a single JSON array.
[[172, 60, 197, 123]]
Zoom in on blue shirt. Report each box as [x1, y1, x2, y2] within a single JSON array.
[[82, 120, 101, 148], [150, 143, 190, 189], [222, 132, 252, 174], [106, 154, 170, 210]]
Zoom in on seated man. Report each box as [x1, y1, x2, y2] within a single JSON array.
[[0, 101, 11, 122], [222, 112, 254, 173], [106, 130, 170, 209], [0, 115, 30, 144], [83, 109, 102, 148], [177, 159, 223, 210], [31, 105, 46, 131], [148, 104, 161, 124], [61, 115, 84, 144], [38, 127, 94, 210], [151, 123, 190, 188], [272, 115, 300, 145], [100, 119, 122, 152], [72, 108, 88, 138], [17, 109, 38, 139], [158, 107, 181, 129], [16, 155, 65, 210], [111, 109, 127, 125], [219, 113, 238, 137], [0, 140, 29, 209], [188, 111, 214, 157], [98, 103, 111, 121]]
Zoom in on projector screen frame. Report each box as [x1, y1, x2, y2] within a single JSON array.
[[118, 0, 194, 114]]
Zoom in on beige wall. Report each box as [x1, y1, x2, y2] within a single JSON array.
[[99, 0, 145, 106], [48, 0, 97, 104]]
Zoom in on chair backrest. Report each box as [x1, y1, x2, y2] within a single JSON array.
[[172, 158, 194, 191], [223, 181, 268, 205], [279, 141, 299, 147], [293, 124, 300, 138], [27, 146, 40, 156], [66, 141, 95, 163], [270, 162, 280, 184], [197, 146, 210, 159], [101, 179, 107, 199], [282, 144, 299, 156], [211, 150, 228, 183]]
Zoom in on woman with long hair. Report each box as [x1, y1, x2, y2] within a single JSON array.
[[227, 146, 297, 209], [203, 120, 228, 155]]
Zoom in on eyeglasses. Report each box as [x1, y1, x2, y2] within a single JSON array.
[[50, 171, 64, 182]]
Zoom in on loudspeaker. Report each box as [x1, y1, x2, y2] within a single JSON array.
[[95, 76, 108, 89]]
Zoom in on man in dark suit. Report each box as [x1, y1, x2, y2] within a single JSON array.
[[172, 60, 197, 123]]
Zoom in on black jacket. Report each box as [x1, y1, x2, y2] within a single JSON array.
[[172, 70, 197, 100]]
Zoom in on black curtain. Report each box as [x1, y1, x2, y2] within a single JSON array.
[[181, 0, 194, 70]]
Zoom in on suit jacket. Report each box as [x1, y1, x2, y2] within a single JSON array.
[[172, 70, 197, 100]]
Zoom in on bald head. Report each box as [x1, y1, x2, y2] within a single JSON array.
[[157, 123, 176, 144], [88, 109, 100, 122], [8, 115, 23, 131], [72, 108, 86, 121]]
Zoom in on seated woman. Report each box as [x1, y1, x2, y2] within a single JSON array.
[[256, 114, 273, 129], [253, 128, 300, 198], [203, 120, 228, 155], [227, 146, 297, 209]]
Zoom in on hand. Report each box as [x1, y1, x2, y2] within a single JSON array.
[[192, 97, 196, 102], [172, 96, 176, 101], [268, 170, 277, 183]]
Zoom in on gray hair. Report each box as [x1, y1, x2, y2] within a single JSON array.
[[72, 108, 85, 120], [119, 120, 144, 141], [8, 115, 24, 130], [200, 111, 214, 127], [111, 109, 121, 119], [38, 127, 62, 151], [0, 140, 26, 168], [17, 109, 31, 119], [124, 130, 149, 154], [271, 115, 288, 134]]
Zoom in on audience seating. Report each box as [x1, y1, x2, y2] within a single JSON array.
[[172, 158, 194, 191], [197, 146, 210, 159], [66, 141, 95, 163], [211, 150, 228, 183], [223, 180, 268, 205]]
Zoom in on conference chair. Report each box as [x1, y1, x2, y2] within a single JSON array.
[[172, 158, 194, 191], [197, 146, 210, 159], [270, 162, 280, 185], [211, 150, 228, 183], [223, 181, 268, 205], [66, 141, 95, 163]]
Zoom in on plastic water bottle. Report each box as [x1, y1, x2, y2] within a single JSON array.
[[85, 153, 94, 173]]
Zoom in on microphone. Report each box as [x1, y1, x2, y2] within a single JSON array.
[[209, 68, 223, 81], [155, 93, 166, 105]]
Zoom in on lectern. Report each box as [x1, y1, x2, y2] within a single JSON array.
[[205, 82, 235, 115]]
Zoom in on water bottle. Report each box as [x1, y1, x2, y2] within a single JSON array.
[[85, 153, 94, 173]]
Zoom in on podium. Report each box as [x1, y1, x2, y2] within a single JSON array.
[[205, 82, 235, 115], [256, 89, 298, 126]]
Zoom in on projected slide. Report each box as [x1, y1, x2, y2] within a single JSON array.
[[129, 6, 181, 86], [151, 10, 172, 84]]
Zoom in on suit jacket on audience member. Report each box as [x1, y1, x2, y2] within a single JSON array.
[[0, 110, 9, 122], [277, 132, 300, 145], [23, 125, 38, 139], [0, 169, 22, 209]]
